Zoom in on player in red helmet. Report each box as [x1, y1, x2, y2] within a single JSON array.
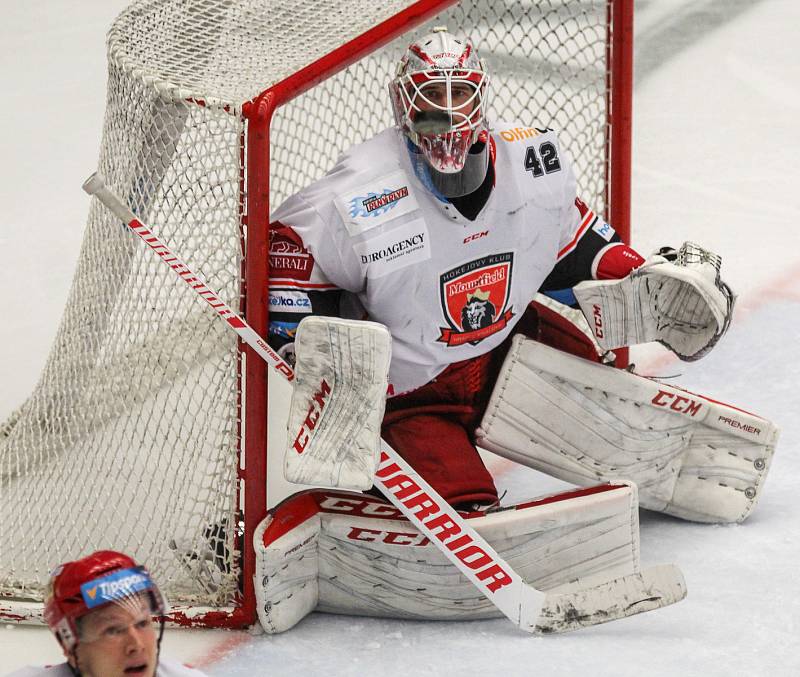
[[8, 550, 207, 677]]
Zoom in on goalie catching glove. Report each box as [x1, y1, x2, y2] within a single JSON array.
[[284, 316, 391, 491], [574, 242, 735, 360]]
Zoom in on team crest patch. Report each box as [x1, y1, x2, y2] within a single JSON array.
[[438, 253, 515, 346], [336, 170, 420, 236]]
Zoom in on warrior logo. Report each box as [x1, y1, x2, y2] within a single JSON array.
[[348, 186, 410, 218], [438, 253, 514, 346]]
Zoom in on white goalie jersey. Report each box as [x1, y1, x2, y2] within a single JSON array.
[[269, 122, 611, 395]]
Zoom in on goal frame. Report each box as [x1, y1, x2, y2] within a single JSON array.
[[239, 0, 632, 629], [224, 0, 464, 629], [0, 0, 633, 630]]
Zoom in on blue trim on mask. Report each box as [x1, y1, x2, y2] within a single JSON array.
[[405, 138, 448, 203]]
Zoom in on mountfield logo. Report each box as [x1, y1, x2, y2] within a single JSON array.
[[349, 186, 410, 218], [438, 253, 514, 346]]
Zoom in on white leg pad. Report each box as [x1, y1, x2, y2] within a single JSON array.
[[254, 512, 320, 634], [475, 336, 778, 523], [255, 484, 655, 630]]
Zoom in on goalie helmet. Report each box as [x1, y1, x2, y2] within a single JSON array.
[[390, 27, 490, 196], [43, 550, 167, 651]]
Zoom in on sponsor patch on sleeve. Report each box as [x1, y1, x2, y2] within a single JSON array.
[[269, 290, 312, 313], [269, 320, 300, 341], [269, 224, 315, 281], [353, 219, 430, 278], [335, 170, 419, 236], [592, 219, 616, 242]]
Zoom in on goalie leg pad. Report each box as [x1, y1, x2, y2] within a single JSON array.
[[254, 505, 320, 634], [256, 484, 646, 628], [475, 336, 778, 523]]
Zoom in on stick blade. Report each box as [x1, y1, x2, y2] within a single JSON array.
[[534, 564, 687, 634]]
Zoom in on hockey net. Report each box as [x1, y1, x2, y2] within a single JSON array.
[[0, 0, 631, 627]]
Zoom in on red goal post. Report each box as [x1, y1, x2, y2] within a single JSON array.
[[0, 0, 632, 629]]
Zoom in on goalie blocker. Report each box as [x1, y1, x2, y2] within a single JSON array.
[[476, 335, 778, 523], [284, 316, 391, 490]]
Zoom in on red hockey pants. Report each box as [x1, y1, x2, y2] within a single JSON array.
[[381, 347, 508, 507]]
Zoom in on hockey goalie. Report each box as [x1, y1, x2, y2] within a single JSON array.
[[256, 29, 775, 632]]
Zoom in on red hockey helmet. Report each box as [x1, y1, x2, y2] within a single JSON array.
[[43, 550, 166, 651]]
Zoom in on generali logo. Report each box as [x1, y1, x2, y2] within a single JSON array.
[[269, 225, 313, 281]]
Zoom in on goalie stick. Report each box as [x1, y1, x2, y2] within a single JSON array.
[[83, 172, 686, 634]]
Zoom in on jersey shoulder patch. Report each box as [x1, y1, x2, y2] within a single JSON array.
[[334, 168, 421, 237], [269, 221, 337, 289]]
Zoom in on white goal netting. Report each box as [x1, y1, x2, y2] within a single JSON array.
[[0, 0, 624, 621]]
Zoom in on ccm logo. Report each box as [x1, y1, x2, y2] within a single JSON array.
[[464, 230, 488, 244], [319, 496, 403, 519], [651, 389, 703, 417], [292, 379, 331, 453], [592, 304, 604, 338], [347, 527, 430, 546]]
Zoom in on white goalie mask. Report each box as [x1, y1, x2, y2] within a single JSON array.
[[390, 27, 490, 196]]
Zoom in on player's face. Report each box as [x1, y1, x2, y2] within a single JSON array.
[[70, 598, 158, 677], [414, 81, 477, 117]]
